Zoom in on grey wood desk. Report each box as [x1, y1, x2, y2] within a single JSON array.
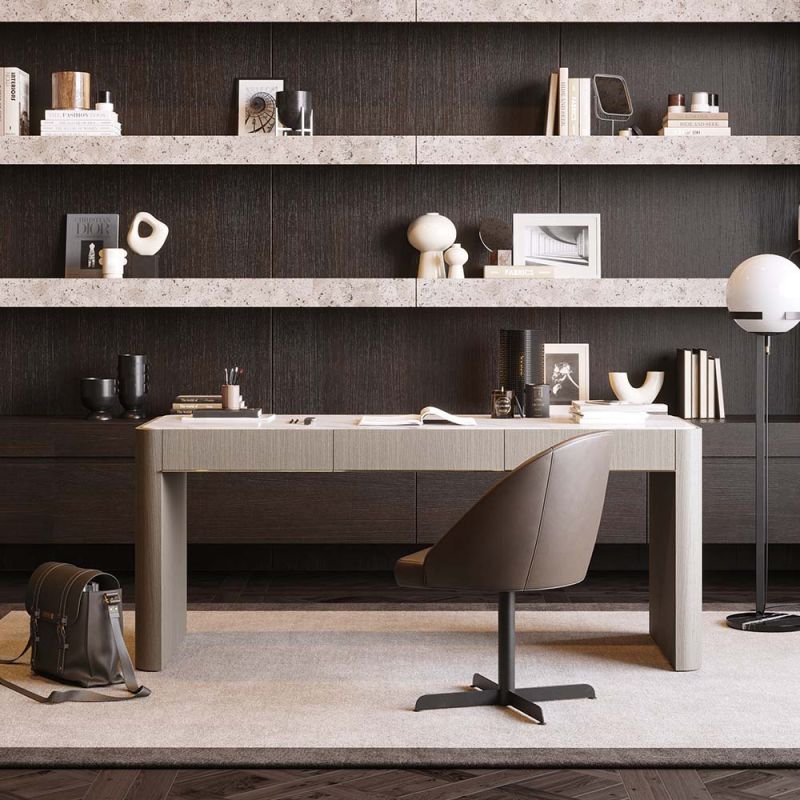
[[135, 414, 702, 672]]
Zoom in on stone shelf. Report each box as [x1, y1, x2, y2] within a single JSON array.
[[2, 135, 797, 166], [416, 279, 728, 308], [0, 278, 728, 308], [416, 136, 800, 166], [3, 0, 794, 21]]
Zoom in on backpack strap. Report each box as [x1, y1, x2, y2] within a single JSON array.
[[0, 593, 149, 704]]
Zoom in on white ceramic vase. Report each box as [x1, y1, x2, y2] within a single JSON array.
[[99, 247, 127, 279], [445, 243, 468, 279], [609, 371, 665, 404], [407, 213, 457, 279]]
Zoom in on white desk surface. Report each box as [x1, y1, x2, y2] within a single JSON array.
[[139, 412, 698, 432]]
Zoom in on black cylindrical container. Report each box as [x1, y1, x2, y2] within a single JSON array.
[[498, 330, 544, 416], [277, 90, 313, 133], [524, 383, 550, 418], [80, 377, 117, 421], [118, 354, 149, 420]]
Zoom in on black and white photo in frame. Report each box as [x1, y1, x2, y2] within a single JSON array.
[[513, 213, 601, 278], [543, 343, 590, 404], [237, 79, 284, 135]]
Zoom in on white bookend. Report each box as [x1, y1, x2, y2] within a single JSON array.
[[579, 78, 591, 136], [715, 358, 726, 419], [658, 127, 731, 136], [568, 78, 579, 136], [677, 349, 693, 419], [697, 349, 708, 418], [691, 351, 700, 418], [545, 72, 558, 136], [707, 357, 716, 419], [558, 67, 569, 137]]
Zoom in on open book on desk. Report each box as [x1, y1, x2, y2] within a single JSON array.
[[359, 406, 477, 427]]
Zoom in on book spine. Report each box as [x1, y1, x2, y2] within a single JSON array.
[[545, 72, 558, 136], [0, 69, 5, 135], [172, 403, 223, 410], [579, 78, 591, 136], [568, 78, 579, 136], [664, 112, 729, 121], [698, 349, 708, 418], [558, 67, 569, 137], [3, 68, 18, 135], [662, 119, 729, 128], [658, 127, 731, 136], [41, 120, 122, 129], [691, 351, 700, 418], [715, 358, 726, 419], [45, 109, 118, 120], [484, 265, 553, 278], [707, 358, 716, 419]]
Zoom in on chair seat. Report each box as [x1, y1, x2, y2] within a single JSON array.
[[394, 547, 431, 588]]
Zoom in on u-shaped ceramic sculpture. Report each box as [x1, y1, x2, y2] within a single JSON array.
[[609, 371, 665, 404], [127, 212, 169, 256]]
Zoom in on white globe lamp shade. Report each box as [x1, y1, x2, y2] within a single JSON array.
[[726, 254, 800, 334]]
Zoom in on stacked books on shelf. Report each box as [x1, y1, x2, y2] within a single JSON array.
[[40, 107, 122, 137], [570, 400, 669, 425], [1, 67, 30, 135], [544, 67, 591, 136], [676, 349, 726, 419], [170, 394, 223, 415], [659, 112, 730, 137]]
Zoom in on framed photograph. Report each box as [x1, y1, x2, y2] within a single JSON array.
[[64, 214, 119, 278], [237, 78, 284, 136], [513, 213, 601, 278], [544, 343, 590, 404]]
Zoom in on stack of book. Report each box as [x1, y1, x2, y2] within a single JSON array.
[[544, 67, 591, 137], [570, 400, 669, 425], [1, 67, 30, 135], [676, 349, 726, 419], [40, 108, 122, 137], [170, 394, 222, 415], [659, 111, 730, 137]]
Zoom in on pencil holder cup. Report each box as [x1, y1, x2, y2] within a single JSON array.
[[222, 384, 241, 410], [99, 248, 127, 279]]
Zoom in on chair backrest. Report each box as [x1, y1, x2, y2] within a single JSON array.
[[423, 431, 613, 592]]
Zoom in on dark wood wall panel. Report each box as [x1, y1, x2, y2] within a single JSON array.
[[0, 309, 272, 416], [189, 473, 416, 543], [0, 23, 272, 135], [0, 166, 272, 278], [271, 308, 559, 413], [561, 24, 800, 135], [272, 166, 559, 278], [560, 166, 800, 278], [559, 308, 800, 416]]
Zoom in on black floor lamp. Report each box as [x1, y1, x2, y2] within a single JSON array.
[[726, 254, 800, 632]]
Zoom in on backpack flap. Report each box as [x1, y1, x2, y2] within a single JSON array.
[[26, 562, 119, 624]]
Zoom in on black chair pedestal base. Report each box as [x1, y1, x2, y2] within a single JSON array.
[[412, 592, 596, 724]]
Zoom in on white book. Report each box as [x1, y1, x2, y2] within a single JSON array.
[[180, 414, 276, 425], [558, 67, 569, 137], [691, 352, 700, 418], [359, 406, 476, 427], [3, 67, 30, 135], [45, 109, 119, 121], [677, 349, 693, 419], [658, 127, 731, 136], [707, 358, 716, 419], [579, 78, 591, 136], [545, 72, 558, 136], [484, 265, 553, 278], [568, 78, 579, 136], [41, 131, 122, 136], [715, 358, 726, 419], [572, 401, 669, 414], [662, 119, 729, 128], [570, 413, 647, 425], [41, 120, 121, 129], [697, 349, 708, 418]]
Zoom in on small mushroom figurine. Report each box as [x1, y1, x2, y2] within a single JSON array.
[[127, 212, 169, 256]]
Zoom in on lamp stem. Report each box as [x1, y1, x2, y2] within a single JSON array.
[[755, 334, 770, 615]]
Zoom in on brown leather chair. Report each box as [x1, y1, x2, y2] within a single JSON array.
[[395, 431, 613, 724]]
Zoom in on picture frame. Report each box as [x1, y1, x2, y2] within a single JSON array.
[[543, 343, 590, 404], [237, 78, 285, 136], [513, 213, 601, 278]]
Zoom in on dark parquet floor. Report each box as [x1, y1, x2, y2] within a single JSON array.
[[0, 768, 799, 800]]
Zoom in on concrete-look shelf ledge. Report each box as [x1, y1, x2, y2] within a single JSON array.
[[0, 135, 417, 166], [0, 279, 417, 308], [416, 136, 800, 166], [417, 279, 728, 308], [4, 0, 795, 22]]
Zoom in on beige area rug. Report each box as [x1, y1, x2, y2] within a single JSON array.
[[0, 608, 797, 767]]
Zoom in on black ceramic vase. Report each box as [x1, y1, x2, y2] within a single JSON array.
[[80, 377, 117, 421], [276, 90, 313, 133], [118, 353, 149, 419]]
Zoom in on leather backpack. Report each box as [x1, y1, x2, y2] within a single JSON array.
[[0, 562, 149, 703]]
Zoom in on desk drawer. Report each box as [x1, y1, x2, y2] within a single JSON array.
[[333, 428, 504, 471], [162, 430, 333, 472], [505, 429, 675, 471]]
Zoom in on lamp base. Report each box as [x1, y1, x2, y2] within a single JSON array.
[[727, 611, 800, 632]]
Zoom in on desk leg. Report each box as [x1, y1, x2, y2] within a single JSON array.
[[135, 431, 187, 671], [648, 427, 702, 671]]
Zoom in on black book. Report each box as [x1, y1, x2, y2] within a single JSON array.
[[192, 408, 262, 418]]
